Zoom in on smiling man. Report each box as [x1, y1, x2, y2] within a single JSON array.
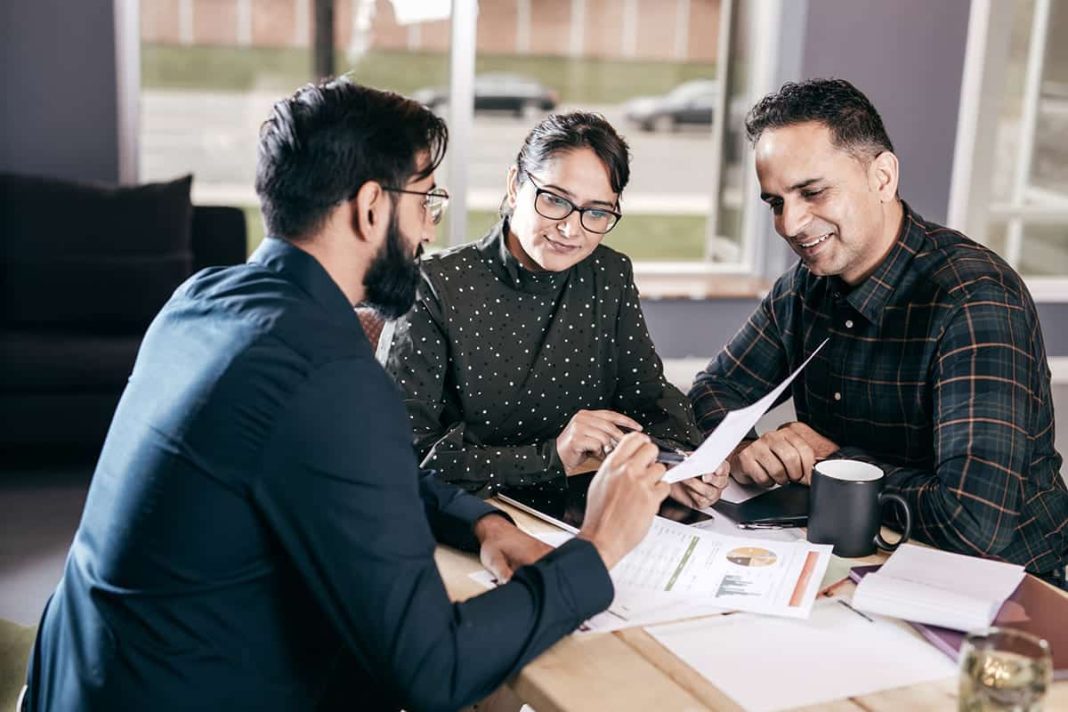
[[689, 79, 1068, 585], [22, 79, 673, 711]]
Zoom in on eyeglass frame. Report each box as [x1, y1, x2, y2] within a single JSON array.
[[379, 185, 451, 225], [525, 174, 622, 234]]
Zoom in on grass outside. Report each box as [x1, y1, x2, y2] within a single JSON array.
[[143, 45, 714, 104], [242, 206, 706, 262]]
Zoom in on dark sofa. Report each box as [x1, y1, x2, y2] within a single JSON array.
[[0, 173, 247, 456]]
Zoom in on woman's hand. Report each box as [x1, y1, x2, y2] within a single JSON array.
[[556, 409, 643, 475]]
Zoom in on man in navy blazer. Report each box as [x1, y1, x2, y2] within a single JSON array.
[[22, 79, 670, 711]]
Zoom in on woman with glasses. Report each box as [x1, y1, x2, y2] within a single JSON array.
[[385, 112, 727, 508]]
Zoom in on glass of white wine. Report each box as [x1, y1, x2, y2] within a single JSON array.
[[959, 628, 1052, 711]]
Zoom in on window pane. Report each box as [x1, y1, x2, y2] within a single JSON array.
[[141, 0, 453, 254], [452, 0, 722, 263], [986, 220, 1068, 277], [1019, 223, 1068, 276], [1032, 0, 1068, 197], [987, 0, 1036, 206], [141, 0, 320, 254]]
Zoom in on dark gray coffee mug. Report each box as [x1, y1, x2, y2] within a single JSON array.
[[806, 459, 911, 558]]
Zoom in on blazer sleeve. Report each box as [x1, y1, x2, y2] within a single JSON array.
[[253, 357, 613, 711]]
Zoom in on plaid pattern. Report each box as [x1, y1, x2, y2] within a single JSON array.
[[690, 204, 1067, 578]]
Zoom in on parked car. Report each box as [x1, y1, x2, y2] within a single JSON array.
[[413, 73, 559, 118], [623, 80, 719, 132]]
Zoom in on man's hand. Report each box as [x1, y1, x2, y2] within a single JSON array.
[[669, 460, 731, 509], [578, 432, 669, 570], [475, 514, 552, 583], [730, 422, 839, 487], [556, 409, 643, 475]]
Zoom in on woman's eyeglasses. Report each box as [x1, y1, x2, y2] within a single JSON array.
[[527, 175, 621, 234]]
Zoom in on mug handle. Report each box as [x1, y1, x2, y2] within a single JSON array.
[[874, 492, 911, 552]]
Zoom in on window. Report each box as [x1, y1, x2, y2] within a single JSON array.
[[139, 0, 763, 284], [951, 0, 1068, 286]]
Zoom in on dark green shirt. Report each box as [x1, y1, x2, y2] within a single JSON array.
[[690, 204, 1067, 580], [386, 219, 702, 497]]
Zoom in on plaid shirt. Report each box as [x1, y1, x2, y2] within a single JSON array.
[[690, 203, 1067, 578]]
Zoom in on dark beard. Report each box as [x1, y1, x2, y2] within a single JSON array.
[[362, 214, 422, 320]]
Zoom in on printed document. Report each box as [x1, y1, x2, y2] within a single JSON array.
[[662, 339, 828, 484], [468, 519, 831, 631], [611, 516, 831, 618], [647, 599, 957, 711]]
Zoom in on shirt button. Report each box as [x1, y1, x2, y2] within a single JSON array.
[[834, 392, 842, 401], [844, 319, 854, 329]]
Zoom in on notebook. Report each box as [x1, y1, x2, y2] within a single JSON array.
[[850, 564, 1068, 680]]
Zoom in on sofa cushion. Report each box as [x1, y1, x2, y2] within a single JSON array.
[[0, 330, 142, 392], [0, 173, 193, 330]]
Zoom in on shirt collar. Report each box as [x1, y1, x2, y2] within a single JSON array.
[[249, 236, 359, 325], [802, 201, 926, 325], [476, 218, 569, 294]]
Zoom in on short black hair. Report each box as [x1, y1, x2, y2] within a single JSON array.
[[744, 78, 894, 161], [255, 77, 447, 240], [514, 112, 631, 196]]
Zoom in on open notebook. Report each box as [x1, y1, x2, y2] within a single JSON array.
[[850, 544, 1025, 632], [851, 557, 1068, 680]]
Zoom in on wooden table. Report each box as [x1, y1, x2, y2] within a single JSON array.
[[434, 500, 1068, 711]]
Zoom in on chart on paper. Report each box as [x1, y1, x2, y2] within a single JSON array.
[[610, 517, 832, 618]]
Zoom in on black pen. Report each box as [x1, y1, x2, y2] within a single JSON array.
[[737, 516, 807, 530], [838, 598, 875, 622]]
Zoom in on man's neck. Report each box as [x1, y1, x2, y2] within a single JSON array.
[[288, 230, 366, 306]]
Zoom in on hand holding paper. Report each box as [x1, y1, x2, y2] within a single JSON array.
[[663, 339, 829, 484]]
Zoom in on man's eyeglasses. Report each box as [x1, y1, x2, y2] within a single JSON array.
[[527, 175, 621, 234], [381, 185, 450, 225]]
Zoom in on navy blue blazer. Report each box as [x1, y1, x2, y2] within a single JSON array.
[[25, 237, 613, 711]]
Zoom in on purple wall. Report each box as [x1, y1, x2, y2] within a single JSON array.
[[799, 0, 972, 224], [0, 0, 120, 183]]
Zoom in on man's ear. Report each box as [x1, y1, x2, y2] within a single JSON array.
[[352, 180, 387, 243], [505, 165, 520, 208], [869, 150, 899, 202]]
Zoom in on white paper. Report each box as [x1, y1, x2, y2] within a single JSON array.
[[662, 339, 828, 484], [468, 530, 727, 635], [877, 543, 1025, 602], [610, 517, 832, 619], [467, 524, 830, 634], [647, 599, 958, 712], [851, 543, 1025, 632], [718, 476, 776, 504]]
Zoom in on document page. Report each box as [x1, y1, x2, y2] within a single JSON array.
[[611, 517, 831, 619], [647, 599, 957, 712], [663, 339, 828, 484]]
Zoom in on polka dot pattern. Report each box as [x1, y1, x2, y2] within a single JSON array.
[[385, 219, 703, 498]]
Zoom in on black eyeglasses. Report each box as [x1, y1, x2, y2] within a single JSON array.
[[526, 175, 621, 234], [381, 185, 450, 225]]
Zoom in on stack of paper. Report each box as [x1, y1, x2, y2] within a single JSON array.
[[470, 516, 833, 633], [851, 544, 1025, 632], [609, 516, 831, 619]]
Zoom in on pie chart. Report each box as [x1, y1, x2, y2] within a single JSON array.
[[726, 546, 778, 567]]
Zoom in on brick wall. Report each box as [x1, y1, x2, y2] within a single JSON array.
[[141, 0, 720, 62]]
